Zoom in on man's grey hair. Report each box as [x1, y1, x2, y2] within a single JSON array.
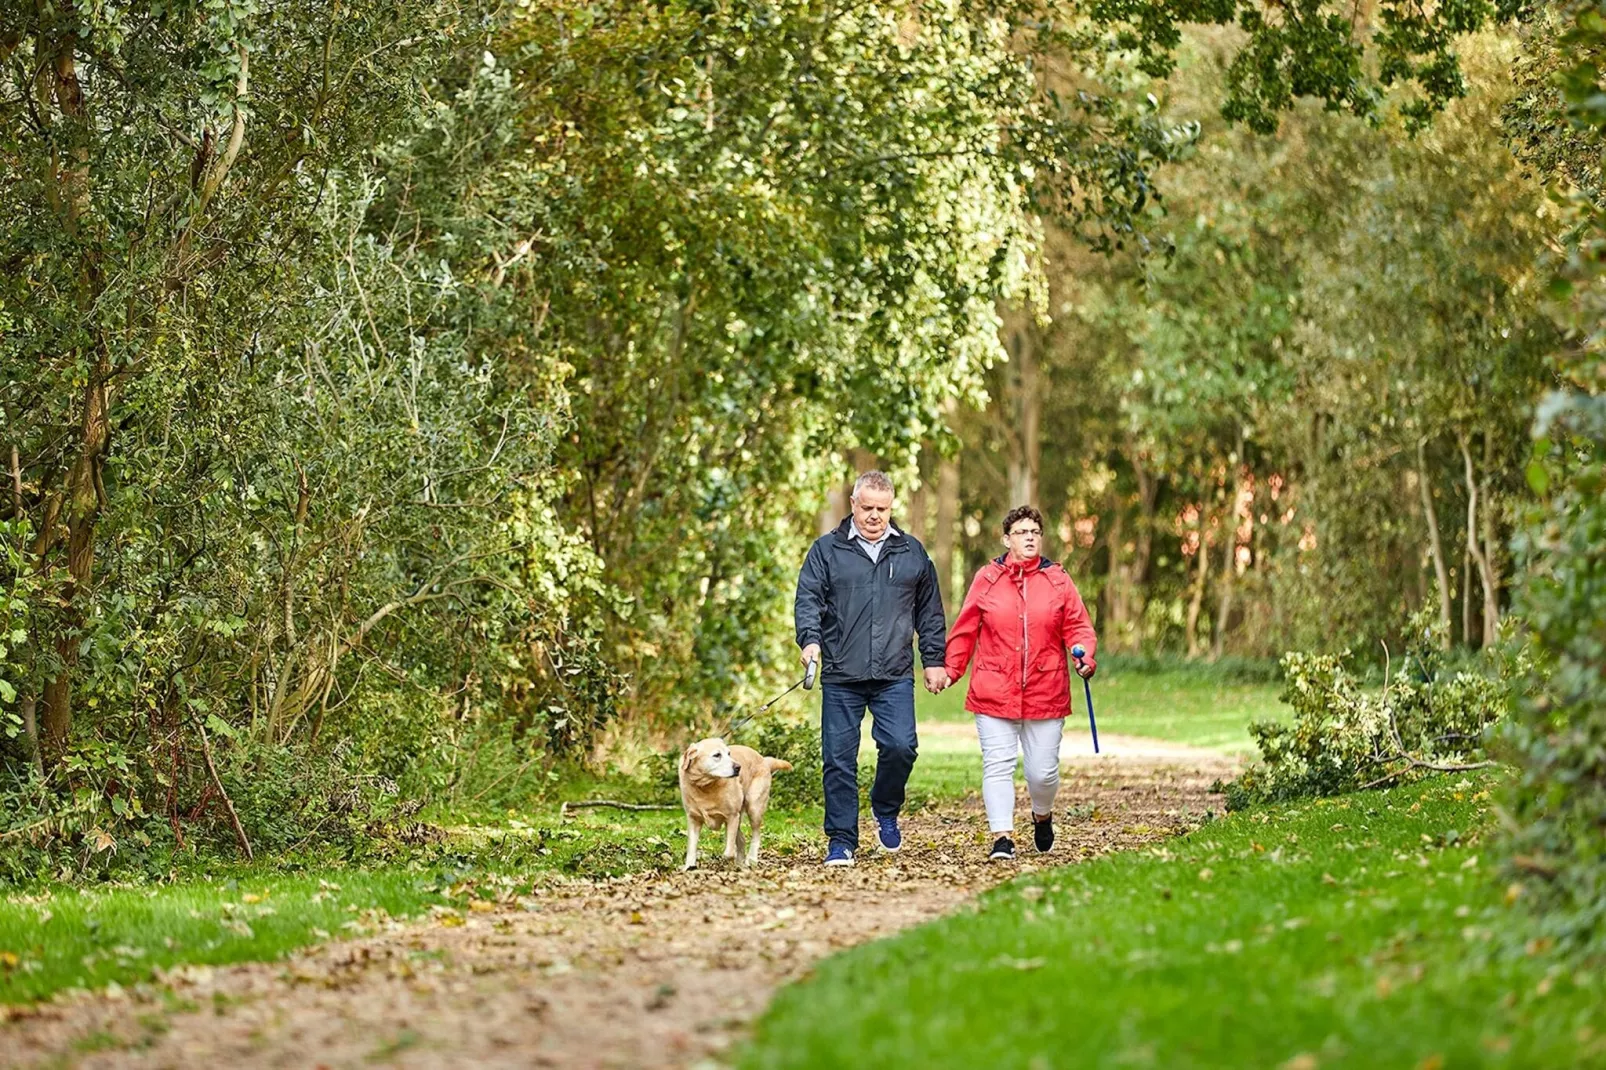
[[851, 470, 895, 500]]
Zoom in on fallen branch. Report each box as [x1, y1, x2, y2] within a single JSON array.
[[559, 799, 680, 819], [193, 715, 254, 862], [1362, 640, 1498, 792]]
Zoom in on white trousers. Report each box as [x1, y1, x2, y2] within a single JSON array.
[[975, 714, 1064, 834]]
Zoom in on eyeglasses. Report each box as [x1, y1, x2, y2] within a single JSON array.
[[1008, 527, 1042, 537]]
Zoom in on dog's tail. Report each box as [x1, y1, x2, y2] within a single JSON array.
[[767, 757, 793, 774]]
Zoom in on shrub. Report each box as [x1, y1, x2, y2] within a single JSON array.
[[1501, 394, 1606, 957], [740, 717, 824, 811], [1222, 617, 1512, 810]]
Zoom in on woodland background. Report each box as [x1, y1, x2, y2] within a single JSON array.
[[2, 0, 1603, 954]]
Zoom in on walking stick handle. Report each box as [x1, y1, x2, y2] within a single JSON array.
[[1070, 646, 1099, 754]]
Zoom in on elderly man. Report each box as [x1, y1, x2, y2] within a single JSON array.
[[795, 470, 949, 866]]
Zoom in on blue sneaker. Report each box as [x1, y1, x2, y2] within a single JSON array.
[[876, 815, 902, 852], [824, 841, 855, 867]]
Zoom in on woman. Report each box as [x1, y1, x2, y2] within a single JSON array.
[[942, 505, 1097, 860]]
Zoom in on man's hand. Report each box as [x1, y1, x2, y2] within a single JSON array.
[[1075, 656, 1096, 680], [801, 643, 821, 669], [924, 667, 949, 694]]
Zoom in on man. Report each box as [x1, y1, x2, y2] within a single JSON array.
[[794, 470, 949, 866]]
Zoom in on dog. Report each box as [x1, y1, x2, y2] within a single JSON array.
[[678, 737, 792, 870]]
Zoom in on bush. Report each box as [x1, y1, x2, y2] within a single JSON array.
[[739, 717, 824, 811], [1501, 392, 1606, 957], [1222, 617, 1511, 810], [219, 740, 401, 856]]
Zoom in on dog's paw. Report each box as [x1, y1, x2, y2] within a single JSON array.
[[681, 862, 698, 872]]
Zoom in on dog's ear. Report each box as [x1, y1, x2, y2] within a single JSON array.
[[681, 744, 698, 772]]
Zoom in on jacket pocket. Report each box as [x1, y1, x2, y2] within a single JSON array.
[[1035, 655, 1069, 683]]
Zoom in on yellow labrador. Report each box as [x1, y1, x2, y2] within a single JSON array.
[[678, 737, 792, 869]]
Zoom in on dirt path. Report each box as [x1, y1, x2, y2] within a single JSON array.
[[5, 745, 1238, 1070]]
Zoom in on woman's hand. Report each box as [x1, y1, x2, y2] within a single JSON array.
[[1075, 656, 1096, 679]]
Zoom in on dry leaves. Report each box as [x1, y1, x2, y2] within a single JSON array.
[[5, 754, 1231, 1069]]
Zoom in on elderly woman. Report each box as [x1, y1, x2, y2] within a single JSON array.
[[942, 505, 1097, 860]]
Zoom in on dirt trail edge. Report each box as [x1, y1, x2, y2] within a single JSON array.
[[6, 745, 1238, 1070]]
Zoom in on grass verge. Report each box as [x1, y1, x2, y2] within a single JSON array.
[[741, 772, 1605, 1069], [0, 868, 445, 1005], [913, 665, 1288, 752]]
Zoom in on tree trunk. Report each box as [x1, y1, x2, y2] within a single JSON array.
[[1458, 435, 1499, 649], [1212, 429, 1246, 661], [1415, 437, 1453, 649], [1128, 458, 1157, 641], [1480, 432, 1501, 645], [1104, 504, 1127, 638], [933, 455, 960, 613], [1461, 546, 1474, 647], [1186, 518, 1212, 659], [20, 695, 41, 775], [905, 453, 929, 544], [1004, 323, 1040, 507], [40, 356, 111, 765], [7, 444, 36, 771]]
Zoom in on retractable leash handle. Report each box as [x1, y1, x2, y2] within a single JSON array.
[[724, 658, 818, 737], [1071, 644, 1100, 754]]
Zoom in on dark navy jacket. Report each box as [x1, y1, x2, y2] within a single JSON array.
[[793, 518, 947, 684]]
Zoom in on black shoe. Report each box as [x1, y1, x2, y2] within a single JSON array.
[[989, 836, 1015, 861], [1033, 815, 1055, 853]]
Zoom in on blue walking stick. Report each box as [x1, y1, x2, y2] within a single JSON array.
[[1071, 645, 1100, 754]]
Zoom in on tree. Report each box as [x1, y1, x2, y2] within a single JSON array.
[[1, 0, 456, 771]]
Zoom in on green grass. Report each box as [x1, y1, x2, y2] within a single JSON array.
[[913, 664, 1288, 752], [742, 773, 1606, 1069], [0, 868, 446, 1004]]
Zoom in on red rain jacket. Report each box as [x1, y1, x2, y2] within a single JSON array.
[[943, 555, 1097, 721]]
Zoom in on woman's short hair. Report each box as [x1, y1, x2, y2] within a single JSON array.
[[1003, 505, 1044, 535]]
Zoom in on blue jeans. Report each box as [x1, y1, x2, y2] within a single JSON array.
[[821, 678, 918, 850]]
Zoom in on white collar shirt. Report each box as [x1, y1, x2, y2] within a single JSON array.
[[849, 519, 898, 564]]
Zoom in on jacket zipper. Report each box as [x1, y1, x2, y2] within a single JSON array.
[[1019, 570, 1030, 691]]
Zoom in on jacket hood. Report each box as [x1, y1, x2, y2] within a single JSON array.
[[989, 553, 1058, 573]]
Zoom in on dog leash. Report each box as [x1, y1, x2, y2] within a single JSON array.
[[722, 658, 818, 738]]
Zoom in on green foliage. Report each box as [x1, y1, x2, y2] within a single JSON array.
[[1225, 622, 1511, 809], [1499, 0, 1606, 960], [739, 717, 825, 812]]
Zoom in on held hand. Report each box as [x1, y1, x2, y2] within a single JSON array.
[[923, 667, 949, 694], [801, 643, 821, 668], [1075, 657, 1096, 680]]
